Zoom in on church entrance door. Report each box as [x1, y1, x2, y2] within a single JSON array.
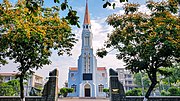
[[85, 88, 90, 97], [84, 84, 91, 97]]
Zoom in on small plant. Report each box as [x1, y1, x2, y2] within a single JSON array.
[[59, 87, 74, 97], [126, 88, 142, 96], [103, 88, 109, 98]]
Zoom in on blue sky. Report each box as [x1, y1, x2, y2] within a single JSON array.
[[0, 0, 160, 87]]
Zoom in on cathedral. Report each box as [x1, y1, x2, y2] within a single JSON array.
[[67, 1, 108, 98]]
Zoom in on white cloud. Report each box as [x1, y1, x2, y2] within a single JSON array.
[[138, 4, 151, 15], [106, 0, 126, 10]]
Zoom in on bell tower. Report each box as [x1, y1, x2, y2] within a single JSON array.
[[82, 0, 92, 49], [68, 0, 108, 98], [81, 0, 94, 73]]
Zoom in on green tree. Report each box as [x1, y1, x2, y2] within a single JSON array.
[[125, 88, 142, 96], [97, 0, 180, 100], [0, 0, 76, 100]]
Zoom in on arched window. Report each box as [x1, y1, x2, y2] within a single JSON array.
[[84, 84, 90, 89], [98, 84, 104, 92], [71, 84, 77, 92]]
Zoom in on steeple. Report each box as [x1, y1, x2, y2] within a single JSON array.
[[84, 0, 90, 24]]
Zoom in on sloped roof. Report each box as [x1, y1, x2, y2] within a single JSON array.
[[83, 0, 91, 24], [97, 67, 106, 71], [69, 67, 78, 71], [0, 72, 18, 76]]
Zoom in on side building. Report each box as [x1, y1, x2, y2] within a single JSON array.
[[116, 68, 137, 92], [0, 72, 44, 96]]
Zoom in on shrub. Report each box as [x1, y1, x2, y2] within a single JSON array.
[[168, 87, 180, 96], [126, 88, 142, 96]]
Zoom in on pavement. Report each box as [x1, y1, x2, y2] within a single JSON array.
[[58, 98, 109, 101]]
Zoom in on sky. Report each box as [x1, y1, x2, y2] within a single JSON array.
[[0, 0, 160, 87]]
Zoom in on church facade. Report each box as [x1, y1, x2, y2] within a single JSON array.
[[67, 1, 108, 98]]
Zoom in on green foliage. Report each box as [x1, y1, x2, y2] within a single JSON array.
[[125, 88, 142, 96], [97, 48, 108, 58], [25, 0, 80, 27], [168, 87, 180, 96], [133, 73, 150, 89], [160, 90, 170, 96], [7, 79, 20, 96], [161, 87, 180, 96], [97, 0, 180, 99], [0, 82, 14, 96], [59, 87, 73, 97], [160, 64, 180, 88], [0, 79, 20, 96], [165, 64, 180, 84], [66, 88, 73, 93], [103, 88, 109, 93]]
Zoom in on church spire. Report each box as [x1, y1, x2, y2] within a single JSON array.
[[84, 0, 90, 24]]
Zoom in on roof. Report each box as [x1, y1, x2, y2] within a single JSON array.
[[69, 67, 78, 71], [0, 72, 18, 76], [97, 67, 106, 71], [83, 0, 91, 24]]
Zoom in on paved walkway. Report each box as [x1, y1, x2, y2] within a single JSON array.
[[58, 98, 109, 101]]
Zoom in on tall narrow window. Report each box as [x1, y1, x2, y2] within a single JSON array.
[[84, 53, 86, 72], [98, 84, 104, 92], [87, 53, 90, 73], [84, 37, 89, 46]]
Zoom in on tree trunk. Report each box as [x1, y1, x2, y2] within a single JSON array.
[[20, 75, 25, 101], [144, 80, 157, 100]]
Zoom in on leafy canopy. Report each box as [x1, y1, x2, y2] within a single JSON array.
[[0, 0, 76, 75], [97, 0, 180, 98]]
